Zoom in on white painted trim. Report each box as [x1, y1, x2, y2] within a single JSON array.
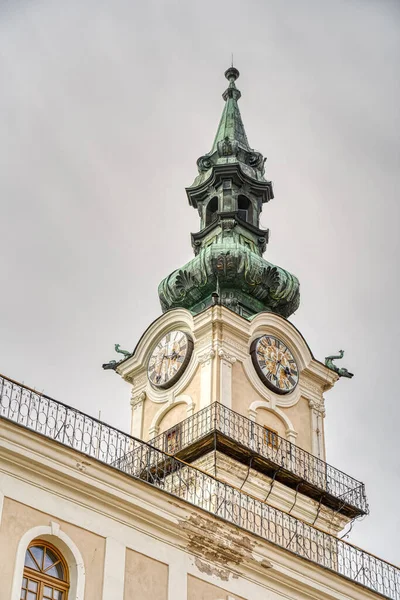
[[168, 553, 187, 600], [11, 523, 85, 600], [0, 490, 4, 526], [102, 537, 126, 600], [130, 392, 145, 438], [117, 309, 195, 377], [249, 312, 312, 372], [149, 395, 194, 437], [199, 349, 214, 409], [243, 356, 301, 408], [218, 349, 236, 409], [248, 400, 296, 440]]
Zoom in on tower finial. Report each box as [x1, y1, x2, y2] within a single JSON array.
[[224, 66, 240, 84]]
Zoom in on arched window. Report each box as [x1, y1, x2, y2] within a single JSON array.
[[20, 540, 69, 600], [205, 196, 218, 226], [237, 195, 254, 225]]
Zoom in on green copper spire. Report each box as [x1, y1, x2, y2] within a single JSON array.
[[158, 68, 300, 320], [211, 67, 250, 152], [189, 68, 270, 192]]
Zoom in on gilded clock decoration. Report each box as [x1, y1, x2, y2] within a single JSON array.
[[148, 331, 193, 389], [251, 335, 299, 394]]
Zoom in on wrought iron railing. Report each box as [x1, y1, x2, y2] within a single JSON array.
[[0, 374, 398, 599], [149, 402, 369, 514]]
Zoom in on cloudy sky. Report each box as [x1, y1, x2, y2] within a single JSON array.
[[1, 0, 399, 565]]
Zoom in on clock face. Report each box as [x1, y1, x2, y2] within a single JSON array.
[[251, 335, 299, 394], [148, 330, 193, 389]]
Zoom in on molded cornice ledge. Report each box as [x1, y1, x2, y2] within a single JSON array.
[[302, 361, 339, 393]]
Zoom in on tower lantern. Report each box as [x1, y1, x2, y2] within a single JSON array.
[[158, 68, 300, 319]]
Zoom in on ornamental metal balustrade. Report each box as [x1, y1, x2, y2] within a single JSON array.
[[0, 374, 398, 600], [148, 402, 369, 517]]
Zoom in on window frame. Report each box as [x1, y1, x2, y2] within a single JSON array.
[[21, 539, 70, 600], [263, 426, 279, 450], [165, 427, 180, 454]]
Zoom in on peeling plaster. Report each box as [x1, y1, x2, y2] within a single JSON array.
[[194, 557, 232, 581], [179, 512, 256, 581]]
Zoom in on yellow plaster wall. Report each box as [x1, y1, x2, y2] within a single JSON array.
[[181, 363, 201, 411], [285, 396, 312, 452], [231, 362, 288, 437], [255, 408, 287, 438], [0, 497, 105, 600], [142, 398, 158, 441], [124, 548, 168, 600], [159, 403, 187, 433], [231, 362, 314, 453], [188, 575, 246, 600], [141, 364, 201, 441], [231, 362, 255, 417]]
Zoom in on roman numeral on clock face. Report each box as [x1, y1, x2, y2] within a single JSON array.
[[252, 335, 299, 395], [148, 331, 193, 389]]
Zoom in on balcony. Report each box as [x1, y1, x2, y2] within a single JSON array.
[[149, 402, 368, 519], [0, 374, 398, 600]]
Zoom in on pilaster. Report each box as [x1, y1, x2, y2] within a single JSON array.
[[102, 537, 126, 600], [309, 399, 326, 460], [218, 348, 236, 409], [130, 391, 146, 439], [199, 349, 215, 409]]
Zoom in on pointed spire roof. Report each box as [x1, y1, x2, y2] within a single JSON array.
[[187, 66, 271, 192], [211, 67, 250, 152], [160, 67, 298, 320]]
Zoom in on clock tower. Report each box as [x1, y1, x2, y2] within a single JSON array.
[[113, 67, 368, 537]]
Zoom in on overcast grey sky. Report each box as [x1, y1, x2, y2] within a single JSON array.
[[1, 0, 399, 565]]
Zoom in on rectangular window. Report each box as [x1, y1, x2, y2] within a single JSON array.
[[165, 428, 179, 454], [263, 427, 279, 450]]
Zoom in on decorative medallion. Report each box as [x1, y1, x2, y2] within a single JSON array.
[[197, 156, 212, 173], [148, 331, 193, 389], [250, 335, 299, 394]]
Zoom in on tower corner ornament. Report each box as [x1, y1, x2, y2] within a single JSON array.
[[324, 350, 354, 378], [102, 343, 132, 370]]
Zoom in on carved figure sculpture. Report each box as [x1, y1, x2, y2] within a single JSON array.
[[102, 344, 132, 371], [325, 350, 354, 379], [114, 344, 131, 357]]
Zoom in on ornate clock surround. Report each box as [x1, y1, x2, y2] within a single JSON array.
[[147, 330, 194, 390], [250, 334, 299, 395]]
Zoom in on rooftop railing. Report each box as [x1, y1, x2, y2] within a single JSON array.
[[149, 402, 368, 516], [0, 374, 398, 600]]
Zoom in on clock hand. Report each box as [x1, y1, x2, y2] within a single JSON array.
[[155, 354, 166, 366]]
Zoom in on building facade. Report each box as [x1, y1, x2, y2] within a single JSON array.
[[0, 68, 399, 600]]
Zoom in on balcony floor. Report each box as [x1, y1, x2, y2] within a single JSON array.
[[172, 431, 364, 520]]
